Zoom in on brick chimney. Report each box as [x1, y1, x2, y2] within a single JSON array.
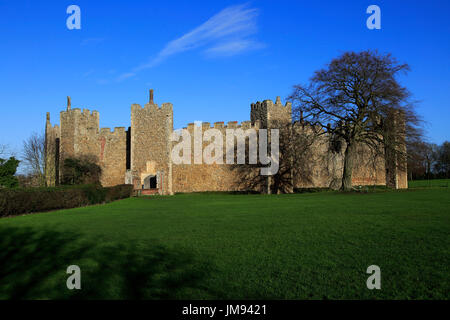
[[149, 89, 154, 104]]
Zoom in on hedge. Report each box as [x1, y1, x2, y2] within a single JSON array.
[[0, 184, 133, 217]]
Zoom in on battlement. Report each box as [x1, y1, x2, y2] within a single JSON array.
[[45, 113, 60, 130], [60, 107, 99, 115], [131, 90, 173, 114], [212, 120, 260, 129], [251, 97, 292, 112], [184, 120, 261, 132], [99, 127, 126, 136], [60, 106, 100, 123], [251, 96, 292, 128], [131, 102, 173, 113]]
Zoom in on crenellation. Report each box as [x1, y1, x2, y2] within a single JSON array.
[[139, 102, 173, 115], [161, 102, 173, 112], [113, 127, 126, 134], [263, 99, 274, 108], [100, 127, 111, 135], [241, 121, 252, 129], [187, 123, 195, 132], [144, 102, 159, 111], [97, 126, 127, 137], [131, 103, 143, 112], [275, 96, 281, 105], [227, 121, 238, 129], [214, 122, 224, 129], [182, 120, 260, 132]]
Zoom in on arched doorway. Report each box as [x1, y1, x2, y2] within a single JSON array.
[[143, 175, 157, 189]]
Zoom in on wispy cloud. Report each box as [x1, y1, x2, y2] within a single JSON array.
[[82, 69, 95, 77], [116, 3, 263, 81], [116, 72, 136, 81], [205, 39, 266, 57]]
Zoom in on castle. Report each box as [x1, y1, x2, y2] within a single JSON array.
[[45, 90, 407, 194]]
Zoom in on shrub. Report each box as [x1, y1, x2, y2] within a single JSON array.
[[105, 184, 135, 202], [61, 157, 102, 186], [0, 184, 133, 217], [0, 157, 20, 188], [293, 187, 330, 193]]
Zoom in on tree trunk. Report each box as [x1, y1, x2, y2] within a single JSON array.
[[341, 142, 355, 191]]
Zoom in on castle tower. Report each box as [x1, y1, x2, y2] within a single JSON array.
[[130, 90, 174, 195], [250, 96, 292, 128], [250, 97, 293, 194], [59, 100, 100, 178], [45, 112, 60, 186], [384, 109, 408, 189]]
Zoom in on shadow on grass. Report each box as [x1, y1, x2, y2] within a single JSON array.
[[0, 226, 218, 299]]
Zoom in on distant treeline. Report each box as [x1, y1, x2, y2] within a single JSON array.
[[408, 140, 450, 180]]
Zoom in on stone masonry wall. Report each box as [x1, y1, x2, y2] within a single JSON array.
[[98, 127, 127, 187], [45, 113, 60, 186], [172, 120, 261, 193], [46, 102, 126, 187], [291, 124, 386, 189], [170, 97, 389, 193], [45, 94, 406, 192], [131, 100, 173, 195]]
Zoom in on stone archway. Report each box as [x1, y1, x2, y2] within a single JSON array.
[[143, 175, 157, 189]]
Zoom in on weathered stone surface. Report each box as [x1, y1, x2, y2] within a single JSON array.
[[44, 92, 407, 193], [131, 100, 173, 194]]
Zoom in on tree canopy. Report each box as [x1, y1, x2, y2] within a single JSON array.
[[0, 157, 20, 188], [289, 50, 421, 190]]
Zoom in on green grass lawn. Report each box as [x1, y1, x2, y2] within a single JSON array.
[[408, 178, 450, 188], [0, 183, 449, 299]]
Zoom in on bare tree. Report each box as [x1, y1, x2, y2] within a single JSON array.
[[289, 50, 422, 191], [0, 144, 9, 158], [434, 141, 450, 178], [406, 140, 437, 179], [22, 132, 46, 187]]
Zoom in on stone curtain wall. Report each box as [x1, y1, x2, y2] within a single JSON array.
[[351, 143, 387, 187], [98, 128, 127, 187], [290, 130, 387, 189], [172, 98, 294, 193], [172, 121, 262, 193]]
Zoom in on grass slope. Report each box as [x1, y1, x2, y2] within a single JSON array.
[[0, 184, 449, 299]]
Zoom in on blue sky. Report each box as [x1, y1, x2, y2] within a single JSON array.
[[0, 0, 449, 157]]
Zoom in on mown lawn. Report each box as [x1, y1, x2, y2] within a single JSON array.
[[408, 178, 450, 188], [0, 185, 449, 299]]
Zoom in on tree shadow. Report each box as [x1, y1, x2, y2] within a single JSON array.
[[0, 226, 217, 299], [230, 121, 319, 194]]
